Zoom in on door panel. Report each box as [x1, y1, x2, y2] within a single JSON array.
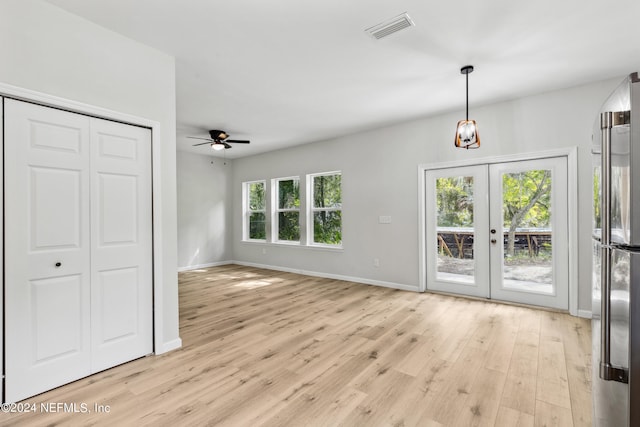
[[489, 157, 569, 309], [98, 173, 138, 245], [425, 165, 490, 297], [90, 118, 152, 372], [98, 267, 139, 343], [32, 275, 84, 362], [5, 99, 92, 402], [30, 167, 82, 250]]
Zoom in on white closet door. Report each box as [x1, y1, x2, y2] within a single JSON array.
[[5, 99, 92, 402], [4, 100, 153, 403], [90, 118, 153, 371]]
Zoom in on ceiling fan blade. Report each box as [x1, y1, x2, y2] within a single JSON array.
[[192, 141, 213, 147], [223, 142, 232, 149], [226, 139, 250, 144], [188, 136, 214, 141]]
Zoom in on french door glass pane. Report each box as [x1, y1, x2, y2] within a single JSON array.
[[435, 176, 475, 283], [501, 169, 553, 294]]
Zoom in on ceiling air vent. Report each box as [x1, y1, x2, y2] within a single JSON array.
[[365, 13, 414, 40]]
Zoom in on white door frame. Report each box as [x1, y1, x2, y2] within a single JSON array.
[[418, 148, 578, 316], [0, 82, 172, 379]]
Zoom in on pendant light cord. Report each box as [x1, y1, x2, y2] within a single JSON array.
[[465, 72, 469, 121]]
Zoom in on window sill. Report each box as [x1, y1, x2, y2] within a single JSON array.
[[241, 240, 343, 252]]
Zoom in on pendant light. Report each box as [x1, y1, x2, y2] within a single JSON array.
[[455, 65, 480, 149]]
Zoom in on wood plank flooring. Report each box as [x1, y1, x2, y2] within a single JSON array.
[[3, 265, 592, 426]]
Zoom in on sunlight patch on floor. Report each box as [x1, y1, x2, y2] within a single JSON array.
[[234, 279, 275, 289]]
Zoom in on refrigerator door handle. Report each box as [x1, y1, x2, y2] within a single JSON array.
[[601, 112, 611, 245], [599, 247, 629, 383], [599, 112, 629, 383]]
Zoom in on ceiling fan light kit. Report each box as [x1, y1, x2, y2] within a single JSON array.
[[188, 129, 251, 150], [455, 65, 480, 149]]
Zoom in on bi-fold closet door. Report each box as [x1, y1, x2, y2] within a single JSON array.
[[4, 99, 153, 402]]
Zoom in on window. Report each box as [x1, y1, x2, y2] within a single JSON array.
[[243, 173, 342, 248], [244, 180, 266, 240], [274, 177, 300, 242], [309, 172, 342, 246]]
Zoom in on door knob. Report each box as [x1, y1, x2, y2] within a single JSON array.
[[491, 239, 497, 244], [490, 229, 497, 234], [55, 262, 62, 267]]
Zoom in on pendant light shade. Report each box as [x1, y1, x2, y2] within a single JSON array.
[[455, 65, 480, 149]]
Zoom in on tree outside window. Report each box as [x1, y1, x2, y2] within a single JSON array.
[[309, 172, 342, 245], [245, 181, 266, 240], [275, 177, 300, 242]]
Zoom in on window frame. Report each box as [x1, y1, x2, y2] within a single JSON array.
[[243, 180, 267, 242], [272, 176, 301, 244], [307, 171, 342, 248]]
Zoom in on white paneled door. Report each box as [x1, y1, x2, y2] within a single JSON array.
[[4, 99, 152, 402], [90, 118, 153, 372]]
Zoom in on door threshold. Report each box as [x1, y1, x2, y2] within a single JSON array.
[[424, 289, 570, 315]]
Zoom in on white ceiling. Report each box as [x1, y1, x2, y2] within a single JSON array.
[[46, 0, 640, 158]]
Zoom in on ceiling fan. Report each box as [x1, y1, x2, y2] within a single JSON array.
[[189, 130, 250, 151]]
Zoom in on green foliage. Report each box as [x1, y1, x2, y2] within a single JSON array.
[[436, 176, 474, 227], [278, 179, 300, 241], [249, 212, 266, 240], [248, 182, 265, 210], [278, 212, 300, 241], [502, 169, 552, 258], [314, 174, 341, 208], [502, 170, 551, 228], [279, 179, 300, 209], [435, 170, 553, 260], [314, 211, 342, 244], [248, 182, 266, 239], [313, 174, 342, 245]]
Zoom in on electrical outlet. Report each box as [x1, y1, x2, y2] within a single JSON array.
[[262, 248, 267, 255], [373, 258, 380, 267]]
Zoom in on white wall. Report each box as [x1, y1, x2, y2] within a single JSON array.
[[233, 77, 623, 313], [177, 152, 233, 269], [0, 0, 180, 350]]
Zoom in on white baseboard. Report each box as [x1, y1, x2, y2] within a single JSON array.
[[157, 338, 182, 354], [232, 260, 419, 292], [577, 309, 592, 319], [177, 261, 233, 272]]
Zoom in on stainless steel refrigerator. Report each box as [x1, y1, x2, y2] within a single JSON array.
[[592, 72, 640, 426]]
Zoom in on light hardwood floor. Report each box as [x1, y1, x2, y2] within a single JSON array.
[[4, 265, 592, 426]]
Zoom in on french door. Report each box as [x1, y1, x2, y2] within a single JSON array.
[[425, 157, 569, 310]]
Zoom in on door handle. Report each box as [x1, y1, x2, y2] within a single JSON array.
[[491, 239, 497, 244], [599, 111, 628, 383], [55, 262, 62, 268]]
